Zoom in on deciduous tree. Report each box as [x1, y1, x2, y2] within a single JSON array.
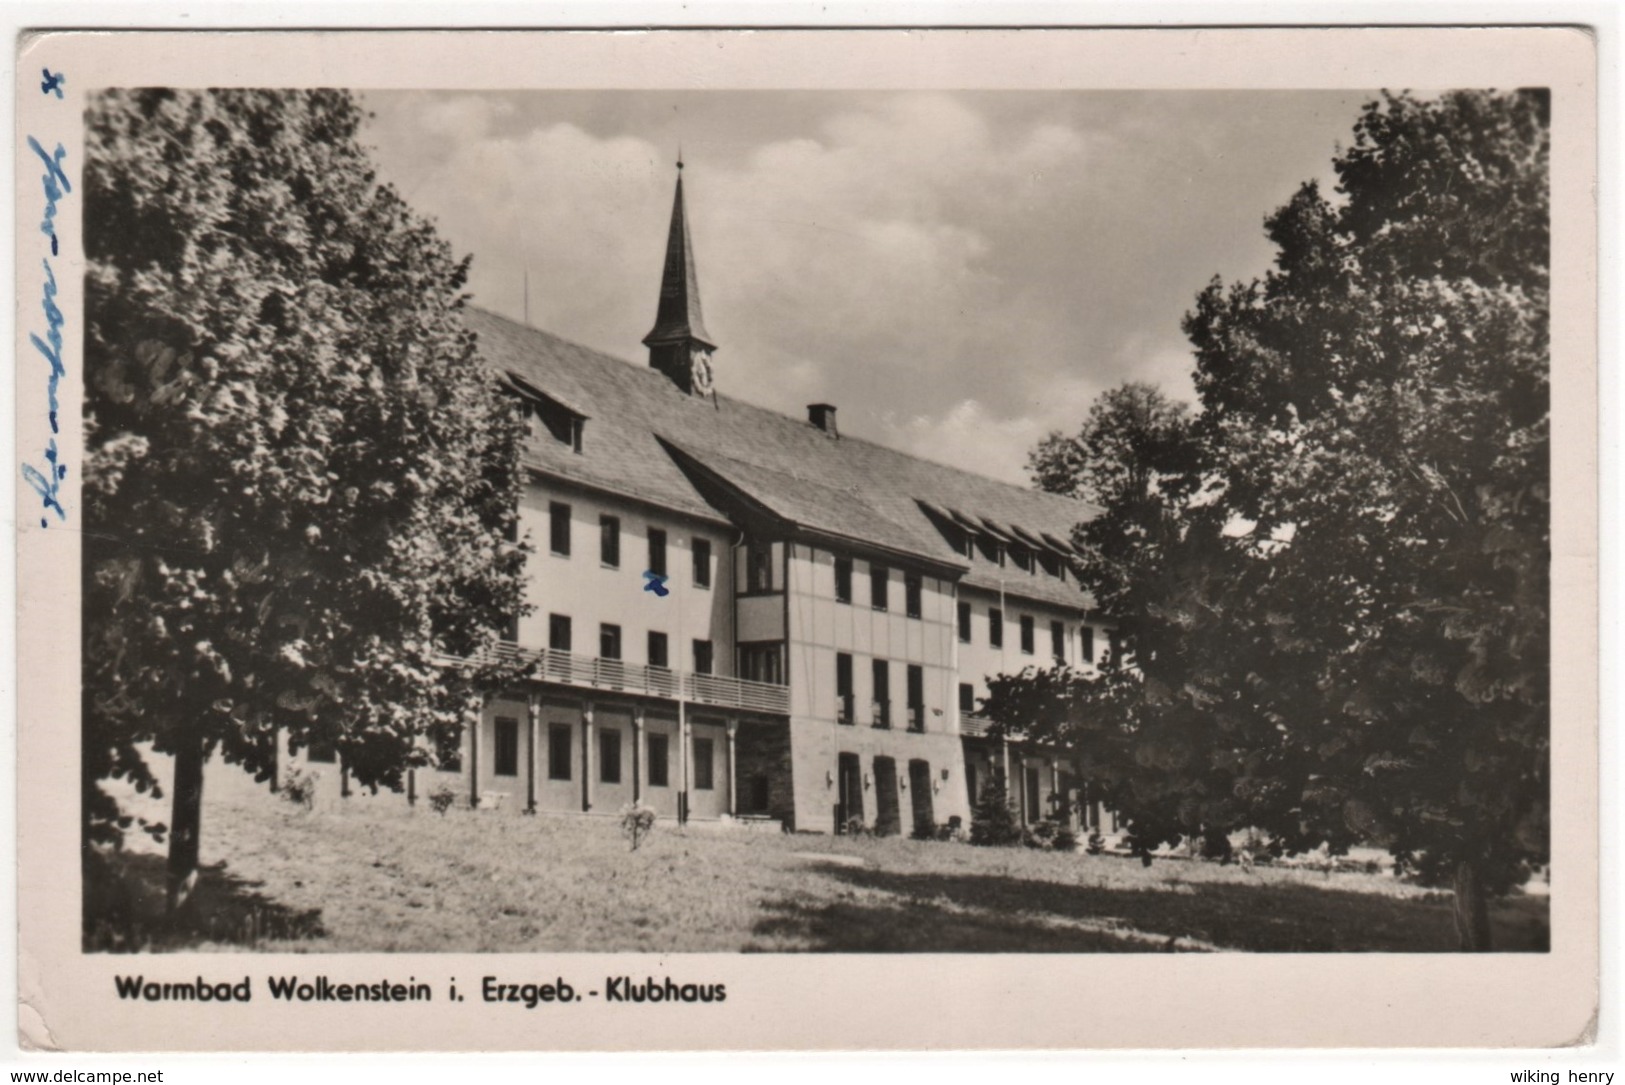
[[991, 91, 1549, 948], [82, 89, 529, 909]]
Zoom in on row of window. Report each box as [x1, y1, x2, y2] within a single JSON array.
[[832, 557, 924, 618], [548, 503, 712, 587], [954, 603, 1110, 663], [950, 530, 1070, 583], [492, 718, 716, 790], [545, 614, 715, 673], [834, 654, 927, 731]]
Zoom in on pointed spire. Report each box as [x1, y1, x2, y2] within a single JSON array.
[[643, 159, 715, 351]]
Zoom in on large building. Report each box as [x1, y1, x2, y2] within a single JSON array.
[[292, 166, 1119, 836]]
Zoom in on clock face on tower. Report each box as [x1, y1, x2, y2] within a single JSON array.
[[689, 348, 714, 395]]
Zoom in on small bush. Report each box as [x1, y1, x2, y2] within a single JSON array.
[[280, 767, 320, 810], [1085, 831, 1106, 855], [843, 816, 871, 838], [620, 800, 656, 851], [1052, 828, 1078, 853], [1022, 819, 1059, 850], [427, 785, 458, 816], [969, 780, 1022, 847]]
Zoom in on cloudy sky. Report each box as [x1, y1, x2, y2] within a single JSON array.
[[362, 90, 1371, 485]]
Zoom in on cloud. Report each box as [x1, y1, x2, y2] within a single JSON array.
[[362, 89, 1368, 486]]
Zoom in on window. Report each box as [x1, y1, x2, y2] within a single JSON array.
[[989, 608, 1004, 649], [872, 659, 890, 728], [599, 623, 621, 661], [966, 762, 978, 805], [693, 639, 714, 675], [599, 730, 621, 784], [648, 528, 667, 578], [494, 717, 519, 777], [692, 537, 712, 588], [959, 683, 975, 714], [740, 643, 783, 685], [648, 631, 669, 669], [907, 665, 924, 731], [834, 556, 852, 603], [745, 542, 774, 593], [1020, 615, 1035, 655], [1082, 626, 1095, 666], [957, 601, 972, 643], [1051, 620, 1066, 662], [693, 737, 715, 790], [441, 728, 462, 774], [647, 733, 669, 788], [1013, 548, 1032, 573], [870, 564, 888, 611], [600, 515, 620, 567], [548, 724, 572, 781], [1106, 630, 1123, 670], [905, 573, 922, 619], [537, 398, 583, 453], [549, 502, 571, 556], [548, 613, 572, 652], [499, 614, 518, 644], [1025, 766, 1042, 822], [836, 652, 854, 724], [960, 532, 975, 559]]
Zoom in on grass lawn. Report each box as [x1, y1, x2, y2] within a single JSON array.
[[85, 792, 1550, 953]]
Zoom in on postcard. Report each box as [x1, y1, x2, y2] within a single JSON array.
[[15, 26, 1598, 1051]]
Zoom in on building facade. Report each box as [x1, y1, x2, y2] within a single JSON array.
[[272, 166, 1119, 836]]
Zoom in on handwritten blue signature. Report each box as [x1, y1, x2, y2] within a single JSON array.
[[24, 112, 70, 528]]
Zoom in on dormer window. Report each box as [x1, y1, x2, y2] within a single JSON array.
[[536, 396, 585, 454], [503, 374, 587, 454], [1012, 548, 1033, 574]]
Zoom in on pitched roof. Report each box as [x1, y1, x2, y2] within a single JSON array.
[[642, 173, 714, 349], [468, 306, 1101, 610]]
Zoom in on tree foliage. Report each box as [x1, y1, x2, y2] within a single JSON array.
[[992, 91, 1549, 947], [82, 90, 529, 872]]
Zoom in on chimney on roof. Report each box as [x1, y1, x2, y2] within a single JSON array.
[[808, 403, 839, 438]]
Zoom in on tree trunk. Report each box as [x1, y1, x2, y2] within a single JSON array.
[[167, 727, 205, 913], [1452, 858, 1493, 951]]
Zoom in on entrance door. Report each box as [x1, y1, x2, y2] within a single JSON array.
[[837, 752, 864, 833], [908, 759, 934, 837], [1024, 765, 1042, 823], [873, 756, 901, 836]]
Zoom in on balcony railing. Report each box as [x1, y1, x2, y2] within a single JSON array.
[[906, 704, 925, 732], [455, 643, 789, 716], [837, 693, 855, 725], [872, 698, 891, 729]]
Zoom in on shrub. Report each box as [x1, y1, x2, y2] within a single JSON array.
[[280, 767, 320, 810], [843, 816, 871, 838], [427, 785, 458, 816], [620, 800, 656, 851], [1052, 827, 1078, 853], [1022, 818, 1059, 850], [969, 779, 1022, 847], [1085, 831, 1106, 855]]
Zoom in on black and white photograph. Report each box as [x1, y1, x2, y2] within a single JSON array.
[[15, 26, 1598, 1053]]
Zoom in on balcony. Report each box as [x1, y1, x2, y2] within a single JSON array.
[[906, 704, 925, 732], [458, 643, 789, 716], [872, 699, 891, 729], [836, 692, 855, 725]]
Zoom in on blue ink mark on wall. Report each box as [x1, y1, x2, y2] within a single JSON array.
[[40, 69, 65, 99], [642, 571, 670, 597], [24, 101, 70, 529]]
